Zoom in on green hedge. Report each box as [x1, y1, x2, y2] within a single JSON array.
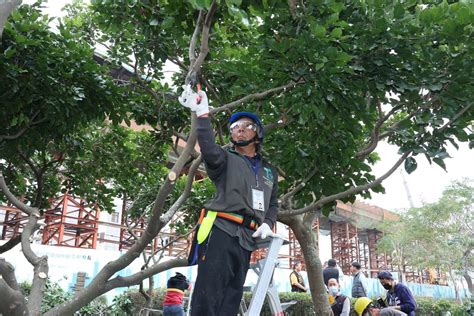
[[112, 289, 470, 316], [414, 297, 470, 316], [109, 289, 167, 315], [19, 281, 108, 315], [242, 294, 470, 316]]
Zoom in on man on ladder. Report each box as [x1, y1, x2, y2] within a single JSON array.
[[179, 84, 280, 316]]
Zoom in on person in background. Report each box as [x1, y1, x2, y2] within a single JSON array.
[[351, 261, 368, 298], [163, 272, 190, 316], [323, 258, 340, 286], [290, 261, 307, 292], [328, 278, 350, 316], [378, 271, 416, 316], [354, 297, 408, 316]]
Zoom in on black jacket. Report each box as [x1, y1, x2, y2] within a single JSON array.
[[323, 266, 339, 286]]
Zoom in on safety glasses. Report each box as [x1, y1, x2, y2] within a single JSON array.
[[230, 121, 257, 132]]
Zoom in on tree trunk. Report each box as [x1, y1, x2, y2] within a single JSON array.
[[463, 271, 473, 295], [139, 276, 155, 315], [0, 0, 22, 40], [0, 258, 28, 315], [0, 279, 28, 316], [448, 266, 462, 304], [284, 214, 333, 316]]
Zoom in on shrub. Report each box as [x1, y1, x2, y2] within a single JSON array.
[[415, 297, 470, 316], [109, 288, 167, 315], [111, 289, 469, 316], [19, 280, 108, 315]]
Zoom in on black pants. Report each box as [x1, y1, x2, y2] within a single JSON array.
[[190, 226, 251, 316]]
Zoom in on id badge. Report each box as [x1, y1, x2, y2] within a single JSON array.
[[252, 187, 265, 212]]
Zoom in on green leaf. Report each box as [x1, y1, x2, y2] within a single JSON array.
[[330, 28, 342, 39], [196, 0, 213, 9], [404, 157, 418, 174], [188, 0, 211, 10], [428, 83, 443, 91], [433, 158, 447, 171], [226, 0, 242, 5], [149, 19, 159, 26], [393, 3, 404, 19], [456, 6, 470, 25], [10, 117, 18, 127], [310, 24, 326, 38], [330, 2, 344, 14], [4, 46, 16, 58]]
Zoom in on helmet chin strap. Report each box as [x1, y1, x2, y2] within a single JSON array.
[[231, 136, 258, 147]]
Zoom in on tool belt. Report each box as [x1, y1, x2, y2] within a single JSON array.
[[197, 209, 259, 243], [188, 209, 259, 266], [214, 211, 259, 231]]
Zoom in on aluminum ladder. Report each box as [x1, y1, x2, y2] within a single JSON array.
[[243, 236, 296, 316]]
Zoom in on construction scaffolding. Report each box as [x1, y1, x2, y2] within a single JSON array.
[[283, 218, 320, 270], [367, 229, 391, 278], [287, 227, 301, 269], [42, 194, 100, 248], [331, 221, 360, 274], [1, 204, 28, 240], [0, 199, 448, 285]]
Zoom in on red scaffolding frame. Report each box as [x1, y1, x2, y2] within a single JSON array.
[[367, 229, 392, 278], [331, 221, 360, 274], [0, 198, 448, 285], [0, 204, 28, 240], [42, 194, 99, 248]]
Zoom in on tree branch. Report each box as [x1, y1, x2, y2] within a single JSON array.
[[0, 234, 21, 254], [0, 111, 46, 143], [132, 58, 163, 108], [0, 258, 19, 290], [185, 1, 218, 84], [144, 226, 196, 268], [160, 155, 202, 223], [280, 167, 318, 208], [17, 149, 39, 176], [0, 171, 40, 217], [16, 149, 50, 207], [46, 117, 200, 315], [189, 11, 204, 65], [20, 216, 42, 265], [0, 278, 28, 316], [378, 106, 426, 140], [437, 103, 472, 134], [201, 75, 224, 105], [19, 216, 48, 315], [283, 151, 411, 216], [169, 56, 187, 70], [105, 258, 188, 291], [210, 80, 303, 114], [355, 103, 403, 160]]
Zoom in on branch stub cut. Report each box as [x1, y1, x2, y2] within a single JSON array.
[[168, 171, 177, 182], [38, 272, 48, 279]]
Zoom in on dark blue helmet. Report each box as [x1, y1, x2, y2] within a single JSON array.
[[228, 111, 264, 142]]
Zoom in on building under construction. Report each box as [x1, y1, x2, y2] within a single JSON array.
[[0, 195, 445, 285]]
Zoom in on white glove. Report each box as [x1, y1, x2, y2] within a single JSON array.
[[178, 84, 209, 117], [252, 223, 275, 239]]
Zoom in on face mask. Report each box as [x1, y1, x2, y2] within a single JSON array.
[[329, 286, 339, 296], [383, 283, 392, 290]]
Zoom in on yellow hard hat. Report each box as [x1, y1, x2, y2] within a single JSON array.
[[354, 297, 373, 316]]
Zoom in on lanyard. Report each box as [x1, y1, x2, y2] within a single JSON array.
[[252, 156, 259, 188]]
